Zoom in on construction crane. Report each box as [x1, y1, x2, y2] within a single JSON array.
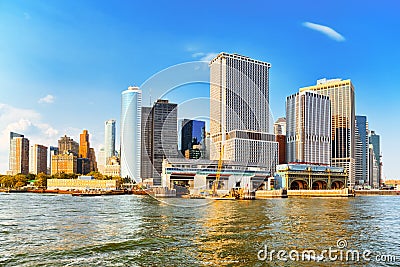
[[212, 144, 224, 197]]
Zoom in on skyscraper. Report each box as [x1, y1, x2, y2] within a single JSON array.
[[355, 115, 369, 186], [209, 52, 278, 172], [141, 106, 153, 180], [97, 147, 106, 174], [300, 78, 356, 186], [9, 132, 30, 175], [369, 130, 381, 186], [104, 119, 116, 162], [368, 144, 379, 188], [181, 119, 206, 155], [53, 135, 79, 175], [120, 86, 142, 183], [79, 130, 90, 159], [286, 91, 331, 165], [141, 100, 178, 185], [78, 130, 97, 173], [29, 144, 48, 175], [58, 135, 79, 156]]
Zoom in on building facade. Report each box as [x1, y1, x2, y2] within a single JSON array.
[[286, 90, 331, 165], [274, 117, 286, 135], [120, 86, 142, 183], [209, 52, 278, 173], [141, 100, 178, 186], [58, 135, 79, 156], [29, 144, 48, 174], [355, 115, 369, 186], [51, 152, 77, 175], [104, 119, 116, 162], [299, 78, 356, 186], [274, 164, 348, 190], [369, 130, 382, 186], [368, 144, 379, 188], [47, 176, 117, 191], [180, 119, 206, 155], [9, 132, 30, 175], [141, 106, 153, 180]]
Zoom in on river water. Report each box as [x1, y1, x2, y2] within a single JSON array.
[[0, 193, 399, 266]]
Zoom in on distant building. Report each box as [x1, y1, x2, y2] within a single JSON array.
[[141, 100, 178, 185], [209, 52, 278, 174], [77, 130, 97, 173], [97, 147, 106, 174], [9, 132, 30, 175], [120, 86, 142, 183], [274, 117, 286, 135], [141, 106, 153, 180], [300, 78, 355, 186], [275, 135, 286, 165], [58, 135, 79, 156], [286, 90, 331, 165], [77, 158, 90, 175], [203, 132, 211, 160], [368, 144, 379, 188], [369, 131, 382, 186], [89, 147, 97, 172], [51, 152, 77, 175], [29, 144, 48, 175], [79, 130, 90, 158], [49, 146, 59, 175], [184, 144, 202, 159], [355, 116, 369, 186], [103, 156, 121, 177], [180, 119, 206, 155], [104, 119, 116, 162]]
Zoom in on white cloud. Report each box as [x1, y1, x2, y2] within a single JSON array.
[[0, 103, 59, 173], [192, 52, 219, 62], [302, 22, 345, 42], [38, 94, 55, 104]]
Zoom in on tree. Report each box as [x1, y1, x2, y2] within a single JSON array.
[[35, 173, 49, 188], [14, 174, 28, 188], [88, 171, 105, 180]]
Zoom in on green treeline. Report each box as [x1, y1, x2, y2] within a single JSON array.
[[0, 172, 128, 189]]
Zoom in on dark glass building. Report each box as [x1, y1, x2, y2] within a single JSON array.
[[141, 100, 178, 186], [181, 119, 206, 155]]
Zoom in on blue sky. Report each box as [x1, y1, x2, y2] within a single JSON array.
[[0, 0, 399, 179]]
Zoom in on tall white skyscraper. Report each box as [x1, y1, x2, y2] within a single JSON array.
[[104, 119, 116, 162], [286, 91, 331, 165], [120, 86, 142, 183], [209, 53, 278, 173]]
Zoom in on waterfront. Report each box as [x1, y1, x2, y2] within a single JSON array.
[[0, 194, 399, 266]]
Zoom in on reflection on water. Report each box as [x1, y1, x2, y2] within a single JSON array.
[[0, 193, 399, 266]]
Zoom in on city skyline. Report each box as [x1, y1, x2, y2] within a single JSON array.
[[0, 1, 399, 179]]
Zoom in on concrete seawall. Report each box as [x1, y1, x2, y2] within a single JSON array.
[[255, 189, 288, 198], [287, 188, 354, 197], [355, 190, 400, 196]]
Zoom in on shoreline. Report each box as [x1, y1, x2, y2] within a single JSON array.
[[1, 188, 400, 197]]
